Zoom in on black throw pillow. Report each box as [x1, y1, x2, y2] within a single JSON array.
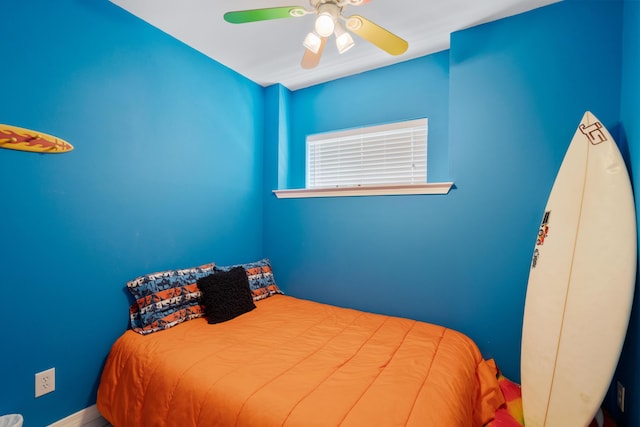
[[197, 266, 256, 324]]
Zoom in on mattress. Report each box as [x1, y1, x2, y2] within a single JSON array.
[[97, 295, 503, 426]]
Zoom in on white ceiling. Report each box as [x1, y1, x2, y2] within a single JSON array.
[[109, 0, 560, 90]]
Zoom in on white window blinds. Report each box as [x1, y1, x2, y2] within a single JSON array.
[[306, 118, 428, 189]]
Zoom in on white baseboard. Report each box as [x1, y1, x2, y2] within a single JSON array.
[[48, 405, 105, 427]]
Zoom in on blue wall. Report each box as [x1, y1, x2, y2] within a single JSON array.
[[0, 1, 264, 426], [263, 53, 455, 330]]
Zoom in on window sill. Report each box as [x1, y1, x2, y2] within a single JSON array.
[[273, 182, 454, 199]]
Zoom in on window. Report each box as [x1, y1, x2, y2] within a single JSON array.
[[272, 117, 453, 198], [306, 118, 428, 189]]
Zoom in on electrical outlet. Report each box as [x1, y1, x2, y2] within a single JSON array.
[[617, 380, 625, 412], [35, 368, 55, 398]]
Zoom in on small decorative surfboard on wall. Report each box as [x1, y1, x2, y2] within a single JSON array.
[[0, 124, 73, 153]]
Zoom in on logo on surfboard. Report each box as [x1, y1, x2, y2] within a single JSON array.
[[579, 121, 607, 145], [537, 211, 550, 245], [532, 210, 551, 268]]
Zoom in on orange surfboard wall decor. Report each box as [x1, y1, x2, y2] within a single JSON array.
[[0, 124, 73, 153]]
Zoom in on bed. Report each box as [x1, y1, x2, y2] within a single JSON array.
[[97, 259, 506, 426]]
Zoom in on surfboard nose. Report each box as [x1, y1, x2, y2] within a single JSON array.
[[584, 110, 595, 122]]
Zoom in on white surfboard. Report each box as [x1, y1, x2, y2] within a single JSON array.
[[521, 111, 636, 426]]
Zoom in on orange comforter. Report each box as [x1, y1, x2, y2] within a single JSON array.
[[97, 295, 503, 426]]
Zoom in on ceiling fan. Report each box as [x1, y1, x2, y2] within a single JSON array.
[[224, 0, 409, 69]]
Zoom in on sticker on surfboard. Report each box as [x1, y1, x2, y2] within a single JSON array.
[[536, 211, 551, 246], [0, 124, 73, 153], [531, 210, 550, 268]]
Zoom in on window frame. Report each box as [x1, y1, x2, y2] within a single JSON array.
[[272, 118, 453, 199]]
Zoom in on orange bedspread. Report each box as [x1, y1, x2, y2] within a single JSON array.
[[97, 295, 503, 426]]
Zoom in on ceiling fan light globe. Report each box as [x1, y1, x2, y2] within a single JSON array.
[[314, 14, 335, 37], [334, 23, 355, 54], [336, 32, 355, 54], [303, 31, 322, 54]]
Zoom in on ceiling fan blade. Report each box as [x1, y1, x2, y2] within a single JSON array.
[[224, 7, 306, 24], [301, 37, 328, 69], [345, 15, 408, 55]]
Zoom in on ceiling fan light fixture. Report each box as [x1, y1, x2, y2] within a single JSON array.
[[303, 31, 323, 54], [314, 13, 335, 37], [314, 3, 339, 37], [334, 23, 355, 54]]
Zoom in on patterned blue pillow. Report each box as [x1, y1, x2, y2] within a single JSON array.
[[126, 262, 215, 334], [129, 303, 205, 335], [215, 258, 283, 301]]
